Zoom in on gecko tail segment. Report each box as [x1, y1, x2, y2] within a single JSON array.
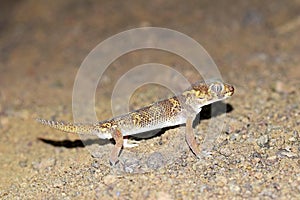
[[36, 118, 94, 134]]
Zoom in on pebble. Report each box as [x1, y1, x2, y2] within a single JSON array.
[[102, 175, 117, 185], [265, 156, 278, 165], [147, 152, 165, 169], [52, 179, 65, 188], [288, 137, 297, 142], [219, 147, 232, 157], [293, 130, 299, 139], [91, 160, 100, 169], [19, 160, 28, 168], [32, 158, 56, 170], [274, 81, 295, 94], [257, 135, 269, 147], [276, 149, 298, 158], [254, 172, 263, 179], [123, 158, 140, 173], [229, 183, 241, 193], [215, 175, 228, 187]]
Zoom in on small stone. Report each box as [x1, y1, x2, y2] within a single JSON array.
[[229, 183, 241, 193], [147, 152, 165, 170], [19, 160, 28, 168], [123, 158, 140, 173], [274, 81, 295, 94], [259, 188, 277, 199], [32, 158, 56, 170], [254, 172, 263, 179], [91, 151, 102, 158], [52, 179, 65, 188], [225, 124, 234, 134], [230, 133, 239, 141], [103, 175, 117, 185], [257, 135, 269, 148], [219, 147, 232, 157], [277, 149, 298, 158], [288, 137, 297, 142], [91, 160, 100, 169], [293, 130, 299, 139], [275, 81, 285, 93], [215, 175, 228, 187], [265, 156, 278, 165], [40, 157, 56, 169], [252, 152, 262, 158]]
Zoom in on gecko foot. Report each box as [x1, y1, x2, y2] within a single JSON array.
[[109, 129, 123, 166], [123, 138, 140, 148]]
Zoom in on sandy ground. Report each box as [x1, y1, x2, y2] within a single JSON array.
[[1, 0, 300, 199]]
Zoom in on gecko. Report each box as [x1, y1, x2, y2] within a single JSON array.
[[37, 80, 234, 165]]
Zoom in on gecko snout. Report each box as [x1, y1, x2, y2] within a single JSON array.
[[225, 84, 234, 97]]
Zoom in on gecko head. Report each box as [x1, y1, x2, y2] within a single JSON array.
[[207, 81, 234, 100], [184, 81, 234, 108]]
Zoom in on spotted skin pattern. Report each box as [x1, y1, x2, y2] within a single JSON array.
[[37, 80, 234, 165]]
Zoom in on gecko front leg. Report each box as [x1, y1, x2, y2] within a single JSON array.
[[110, 129, 123, 166], [185, 116, 201, 158]]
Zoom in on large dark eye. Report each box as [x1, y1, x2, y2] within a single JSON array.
[[210, 83, 224, 93]]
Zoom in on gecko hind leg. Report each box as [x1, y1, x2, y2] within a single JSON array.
[[109, 129, 123, 166], [185, 117, 201, 158], [123, 136, 140, 148]]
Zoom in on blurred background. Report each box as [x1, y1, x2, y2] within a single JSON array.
[[0, 0, 299, 199]]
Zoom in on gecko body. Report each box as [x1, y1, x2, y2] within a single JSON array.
[[37, 80, 234, 165]]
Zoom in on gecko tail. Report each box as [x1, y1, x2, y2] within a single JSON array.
[[36, 118, 94, 134]]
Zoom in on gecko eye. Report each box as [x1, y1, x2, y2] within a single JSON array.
[[210, 82, 224, 94]]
